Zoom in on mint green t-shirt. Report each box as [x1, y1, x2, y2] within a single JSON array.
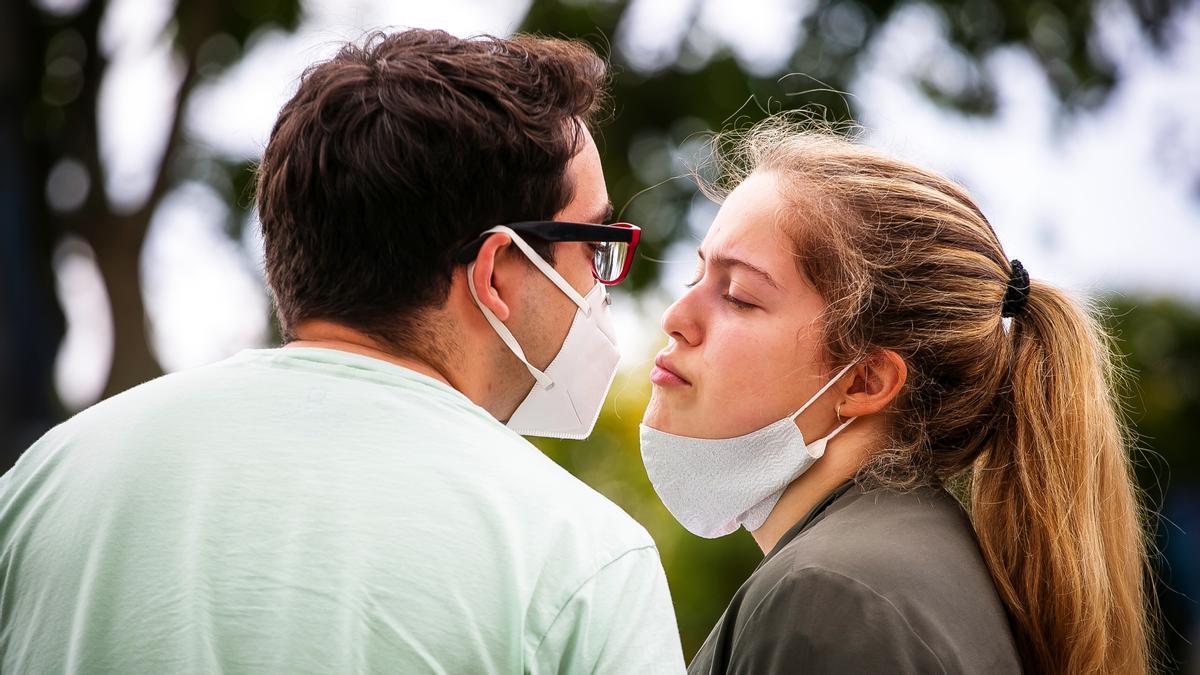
[[0, 348, 685, 674]]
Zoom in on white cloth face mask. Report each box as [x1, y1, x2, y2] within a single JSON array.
[[639, 361, 858, 538], [467, 225, 621, 439]]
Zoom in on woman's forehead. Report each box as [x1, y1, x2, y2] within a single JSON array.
[[701, 173, 799, 270]]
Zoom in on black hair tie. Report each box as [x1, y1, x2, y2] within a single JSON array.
[[1001, 259, 1030, 318]]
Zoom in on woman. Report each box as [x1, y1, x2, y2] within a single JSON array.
[[640, 121, 1156, 674]]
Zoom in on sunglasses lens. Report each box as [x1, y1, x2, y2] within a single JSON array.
[[592, 241, 630, 283]]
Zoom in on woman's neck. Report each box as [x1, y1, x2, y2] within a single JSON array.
[[750, 424, 876, 554]]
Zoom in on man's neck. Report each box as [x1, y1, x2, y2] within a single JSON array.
[[285, 321, 453, 388]]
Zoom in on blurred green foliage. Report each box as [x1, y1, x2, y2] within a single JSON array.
[[2, 0, 302, 436], [1104, 296, 1200, 672], [518, 0, 1191, 293], [1106, 297, 1200, 484]]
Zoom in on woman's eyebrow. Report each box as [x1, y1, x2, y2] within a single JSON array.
[[697, 249, 781, 289]]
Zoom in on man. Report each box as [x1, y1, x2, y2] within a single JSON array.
[[0, 29, 685, 673]]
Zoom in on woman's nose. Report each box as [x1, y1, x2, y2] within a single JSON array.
[[662, 290, 701, 347]]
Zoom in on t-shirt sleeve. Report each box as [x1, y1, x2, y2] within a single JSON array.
[[529, 546, 686, 675], [726, 567, 947, 675]]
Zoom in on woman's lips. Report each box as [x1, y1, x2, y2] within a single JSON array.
[[650, 355, 691, 386]]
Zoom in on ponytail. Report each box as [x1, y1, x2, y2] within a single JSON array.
[[971, 282, 1155, 674]]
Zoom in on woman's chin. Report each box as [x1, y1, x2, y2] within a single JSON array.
[[641, 396, 674, 432]]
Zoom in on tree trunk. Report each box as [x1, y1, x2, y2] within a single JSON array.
[[0, 0, 66, 471], [89, 220, 163, 399]]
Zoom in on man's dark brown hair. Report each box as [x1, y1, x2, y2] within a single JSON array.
[[256, 29, 607, 356]]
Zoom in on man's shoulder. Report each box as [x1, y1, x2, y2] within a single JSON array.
[[41, 349, 486, 446], [15, 351, 655, 555], [485, 435, 656, 551], [21, 363, 220, 450], [51, 352, 260, 421]]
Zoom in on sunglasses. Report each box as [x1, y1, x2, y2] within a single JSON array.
[[455, 221, 642, 285]]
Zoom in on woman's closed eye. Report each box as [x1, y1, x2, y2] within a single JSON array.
[[685, 274, 759, 310], [722, 293, 757, 310]]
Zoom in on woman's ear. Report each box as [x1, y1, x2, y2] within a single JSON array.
[[839, 350, 907, 418], [470, 233, 515, 322]]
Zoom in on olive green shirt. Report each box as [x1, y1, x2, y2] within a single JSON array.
[[688, 482, 1022, 674]]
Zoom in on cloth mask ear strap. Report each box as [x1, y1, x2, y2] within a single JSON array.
[[791, 360, 859, 420], [804, 413, 856, 461], [820, 415, 855, 442], [466, 262, 553, 388], [481, 226, 591, 314]]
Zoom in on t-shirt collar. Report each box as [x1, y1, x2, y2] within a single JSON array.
[[761, 479, 857, 564]]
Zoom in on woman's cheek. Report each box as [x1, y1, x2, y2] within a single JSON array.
[[703, 327, 770, 393]]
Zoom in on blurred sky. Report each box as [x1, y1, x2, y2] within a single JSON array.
[[48, 0, 1200, 409]]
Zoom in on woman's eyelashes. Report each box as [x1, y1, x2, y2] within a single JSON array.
[[722, 293, 757, 310]]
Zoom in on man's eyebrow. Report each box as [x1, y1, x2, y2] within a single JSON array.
[[587, 201, 614, 224], [698, 248, 781, 289]]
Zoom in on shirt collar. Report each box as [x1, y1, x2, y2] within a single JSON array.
[[761, 479, 857, 564]]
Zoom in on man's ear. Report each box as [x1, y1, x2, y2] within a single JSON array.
[[839, 350, 907, 418], [469, 232, 516, 322]]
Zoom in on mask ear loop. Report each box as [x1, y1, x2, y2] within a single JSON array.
[[466, 262, 554, 389], [806, 415, 856, 460], [796, 364, 860, 461], [791, 361, 859, 421], [480, 225, 593, 315]]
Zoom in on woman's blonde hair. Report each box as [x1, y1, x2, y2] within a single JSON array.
[[704, 116, 1158, 674]]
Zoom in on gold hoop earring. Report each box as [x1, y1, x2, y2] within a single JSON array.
[[836, 403, 844, 423]]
